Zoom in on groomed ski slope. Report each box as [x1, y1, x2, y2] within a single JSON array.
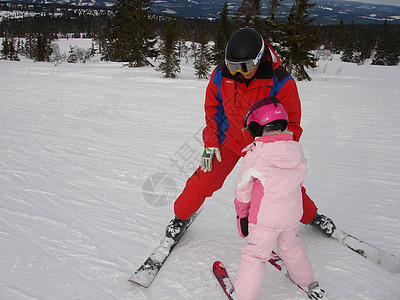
[[1, 39, 399, 299]]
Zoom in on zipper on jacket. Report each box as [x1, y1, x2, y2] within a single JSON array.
[[234, 81, 237, 102]]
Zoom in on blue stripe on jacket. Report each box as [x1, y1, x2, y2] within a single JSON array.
[[269, 73, 292, 96], [213, 68, 230, 144]]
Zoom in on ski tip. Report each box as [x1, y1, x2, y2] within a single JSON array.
[[213, 260, 224, 270], [128, 271, 156, 288], [128, 279, 150, 288]]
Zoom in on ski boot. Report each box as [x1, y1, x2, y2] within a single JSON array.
[[307, 281, 325, 299], [166, 216, 189, 242], [311, 213, 336, 237]]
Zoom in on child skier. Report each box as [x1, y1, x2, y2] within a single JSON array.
[[234, 97, 325, 300]]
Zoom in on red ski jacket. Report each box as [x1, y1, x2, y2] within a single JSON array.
[[202, 42, 303, 155]]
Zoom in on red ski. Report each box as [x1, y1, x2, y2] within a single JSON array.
[[213, 261, 236, 300], [214, 252, 326, 299], [268, 251, 308, 293], [268, 251, 327, 299]]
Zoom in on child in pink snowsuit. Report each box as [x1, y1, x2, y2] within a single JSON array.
[[234, 97, 324, 300]]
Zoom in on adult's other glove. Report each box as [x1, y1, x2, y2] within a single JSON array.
[[200, 147, 222, 172], [237, 216, 249, 238]]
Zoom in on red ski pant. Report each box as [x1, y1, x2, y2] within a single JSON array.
[[174, 146, 317, 224]]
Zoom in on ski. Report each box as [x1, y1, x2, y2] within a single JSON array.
[[213, 261, 236, 300], [268, 251, 308, 294], [128, 210, 201, 287], [268, 251, 328, 299], [214, 255, 326, 300], [331, 228, 400, 274]]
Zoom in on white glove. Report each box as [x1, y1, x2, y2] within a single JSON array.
[[200, 147, 222, 172]]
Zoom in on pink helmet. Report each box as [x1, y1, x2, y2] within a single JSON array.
[[243, 96, 288, 137]]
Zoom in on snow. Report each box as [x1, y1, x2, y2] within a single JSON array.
[[1, 39, 400, 299]]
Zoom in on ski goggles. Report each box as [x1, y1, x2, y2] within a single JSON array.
[[225, 42, 265, 76]]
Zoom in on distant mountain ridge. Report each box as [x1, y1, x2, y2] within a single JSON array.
[[1, 0, 400, 24]]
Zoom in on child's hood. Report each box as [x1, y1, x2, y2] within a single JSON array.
[[242, 133, 306, 169]]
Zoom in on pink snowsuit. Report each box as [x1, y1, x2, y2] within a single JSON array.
[[234, 132, 314, 300]]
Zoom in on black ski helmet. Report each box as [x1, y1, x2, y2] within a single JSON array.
[[226, 28, 264, 62]]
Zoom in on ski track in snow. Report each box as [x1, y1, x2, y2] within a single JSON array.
[[1, 39, 399, 299]]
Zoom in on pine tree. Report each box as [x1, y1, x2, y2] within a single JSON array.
[[23, 34, 34, 59], [194, 29, 212, 79], [234, 0, 263, 32], [191, 41, 198, 61], [1, 37, 19, 61], [177, 17, 186, 59], [340, 20, 356, 63], [211, 2, 232, 65], [157, 19, 181, 78], [95, 17, 113, 61], [1, 38, 10, 60], [280, 0, 319, 81], [341, 45, 354, 63], [32, 32, 53, 62], [354, 38, 369, 65], [332, 18, 346, 54], [265, 0, 283, 42], [337, 19, 347, 52], [384, 32, 399, 66], [267, 0, 281, 23], [372, 20, 399, 66], [1, 38, 9, 60], [106, 0, 158, 67]]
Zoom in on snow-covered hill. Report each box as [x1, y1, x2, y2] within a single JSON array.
[[0, 39, 399, 299]]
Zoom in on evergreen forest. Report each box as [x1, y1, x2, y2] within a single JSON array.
[[1, 0, 399, 80]]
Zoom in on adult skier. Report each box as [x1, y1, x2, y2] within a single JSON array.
[[166, 27, 335, 241]]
